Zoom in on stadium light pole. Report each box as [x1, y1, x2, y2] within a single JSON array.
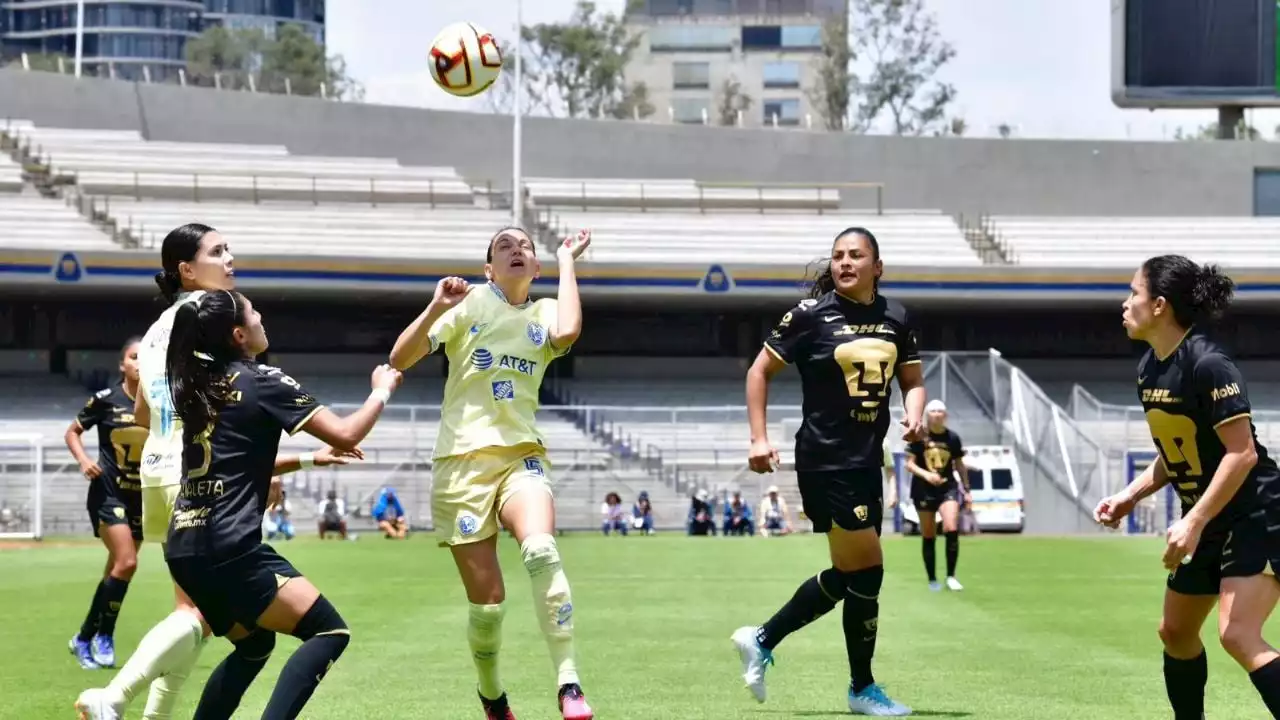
[[74, 0, 85, 78], [512, 0, 523, 227]]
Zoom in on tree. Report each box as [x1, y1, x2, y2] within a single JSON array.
[[520, 1, 644, 119], [849, 0, 957, 135], [610, 81, 655, 120], [996, 123, 1013, 139], [716, 76, 753, 126], [1174, 121, 1261, 141], [184, 25, 362, 100], [809, 12, 853, 131]]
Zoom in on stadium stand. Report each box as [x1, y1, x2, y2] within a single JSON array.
[[991, 216, 1280, 266], [0, 152, 22, 193], [523, 177, 842, 212], [0, 193, 115, 250]]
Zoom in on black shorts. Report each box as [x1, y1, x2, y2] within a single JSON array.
[[320, 517, 344, 531], [797, 468, 883, 534], [1167, 509, 1280, 596], [912, 484, 961, 513], [166, 544, 303, 637], [88, 495, 143, 541]]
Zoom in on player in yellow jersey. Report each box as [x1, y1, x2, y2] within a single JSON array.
[[391, 226, 594, 720]]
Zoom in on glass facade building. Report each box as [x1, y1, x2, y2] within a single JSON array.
[[0, 0, 324, 81]]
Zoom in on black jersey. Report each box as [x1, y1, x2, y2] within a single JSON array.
[[76, 385, 146, 497], [908, 428, 966, 492], [165, 362, 323, 560], [1138, 330, 1280, 531], [765, 292, 921, 472]]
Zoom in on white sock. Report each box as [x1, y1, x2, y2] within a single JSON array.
[[141, 634, 205, 720], [104, 610, 203, 704], [468, 603, 506, 700], [520, 533, 579, 687]]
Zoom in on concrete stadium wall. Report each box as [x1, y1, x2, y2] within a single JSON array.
[[2, 69, 1276, 216]]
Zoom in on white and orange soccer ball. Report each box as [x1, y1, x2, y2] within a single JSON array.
[[429, 22, 504, 98]]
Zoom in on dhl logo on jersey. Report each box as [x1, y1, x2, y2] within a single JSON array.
[[1141, 388, 1180, 404], [833, 323, 894, 337]]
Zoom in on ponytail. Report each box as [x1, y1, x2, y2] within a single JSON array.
[[154, 270, 183, 304], [1142, 255, 1236, 328], [165, 291, 242, 438]]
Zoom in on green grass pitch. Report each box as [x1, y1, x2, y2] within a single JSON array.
[[1, 533, 1275, 719]]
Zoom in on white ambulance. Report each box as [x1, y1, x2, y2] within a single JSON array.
[[896, 445, 1025, 534]]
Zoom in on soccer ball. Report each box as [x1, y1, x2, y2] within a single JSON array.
[[429, 22, 504, 98]]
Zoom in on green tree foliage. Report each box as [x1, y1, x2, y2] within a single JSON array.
[[717, 76, 753, 127], [519, 1, 652, 119], [184, 24, 362, 100], [809, 12, 853, 131]]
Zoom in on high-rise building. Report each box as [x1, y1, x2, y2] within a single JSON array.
[[625, 0, 847, 128], [0, 0, 324, 82], [201, 0, 324, 45]]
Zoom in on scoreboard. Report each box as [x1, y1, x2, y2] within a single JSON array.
[[1112, 0, 1280, 107]]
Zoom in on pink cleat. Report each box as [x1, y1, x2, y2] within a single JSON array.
[[558, 683, 594, 720], [480, 691, 517, 720]]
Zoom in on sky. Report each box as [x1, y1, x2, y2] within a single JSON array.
[[325, 0, 1280, 141]]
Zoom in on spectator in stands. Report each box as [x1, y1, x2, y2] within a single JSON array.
[[723, 491, 755, 536], [758, 485, 793, 536], [372, 486, 408, 539], [317, 489, 348, 540], [601, 492, 628, 536], [632, 491, 655, 535], [264, 484, 295, 541], [688, 489, 716, 536]]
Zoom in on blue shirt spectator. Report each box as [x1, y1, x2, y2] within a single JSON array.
[[372, 487, 408, 539], [723, 490, 754, 536]]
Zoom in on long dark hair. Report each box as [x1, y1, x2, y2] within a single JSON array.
[[155, 223, 216, 303], [1142, 255, 1235, 329], [166, 290, 245, 438], [805, 226, 881, 299]]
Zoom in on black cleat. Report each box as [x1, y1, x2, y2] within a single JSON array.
[[480, 691, 517, 720]]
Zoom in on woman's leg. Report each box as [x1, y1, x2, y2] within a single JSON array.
[[938, 499, 962, 586], [1220, 575, 1280, 715], [500, 482, 594, 718], [1159, 589, 1217, 719], [450, 535, 509, 707], [189, 623, 273, 720], [918, 508, 938, 585], [255, 577, 349, 720], [94, 526, 139, 646], [74, 534, 114, 651]]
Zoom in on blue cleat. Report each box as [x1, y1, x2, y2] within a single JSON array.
[[848, 683, 912, 716], [90, 635, 115, 668], [68, 636, 98, 670]]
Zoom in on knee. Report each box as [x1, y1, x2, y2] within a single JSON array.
[[1219, 618, 1262, 663], [520, 533, 563, 577], [111, 553, 138, 579], [843, 566, 885, 604], [293, 595, 350, 651], [233, 629, 276, 663], [1158, 617, 1201, 653]]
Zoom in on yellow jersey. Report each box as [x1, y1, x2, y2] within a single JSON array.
[[138, 290, 206, 488], [429, 283, 569, 459]]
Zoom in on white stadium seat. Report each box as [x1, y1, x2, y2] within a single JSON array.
[[991, 216, 1280, 267], [0, 194, 114, 249]]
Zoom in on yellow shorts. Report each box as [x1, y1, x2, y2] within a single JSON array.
[[141, 484, 179, 544], [432, 443, 552, 546]]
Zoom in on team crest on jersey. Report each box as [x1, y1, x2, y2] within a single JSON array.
[[492, 380, 514, 400], [457, 512, 479, 537], [113, 507, 126, 519], [526, 321, 546, 347], [854, 505, 868, 521]]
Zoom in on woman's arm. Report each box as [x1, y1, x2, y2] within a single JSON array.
[[550, 230, 590, 350]]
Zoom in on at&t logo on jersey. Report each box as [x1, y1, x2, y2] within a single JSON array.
[[526, 321, 546, 347], [497, 355, 538, 376], [472, 348, 495, 370]]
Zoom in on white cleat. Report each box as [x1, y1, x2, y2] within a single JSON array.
[[946, 576, 964, 592], [730, 625, 773, 703], [74, 688, 123, 720], [927, 581, 942, 592], [848, 684, 912, 716]]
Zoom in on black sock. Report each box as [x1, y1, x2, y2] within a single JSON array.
[[262, 596, 350, 719], [756, 569, 844, 650], [96, 576, 130, 637], [193, 631, 275, 720], [78, 580, 107, 641], [945, 531, 959, 578], [921, 537, 937, 582], [843, 566, 884, 693], [1248, 655, 1280, 717], [1163, 650, 1207, 720]]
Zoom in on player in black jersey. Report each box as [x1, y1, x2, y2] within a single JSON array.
[[732, 227, 925, 717], [162, 290, 402, 719], [64, 337, 146, 670], [905, 399, 969, 592], [1095, 255, 1280, 719]]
